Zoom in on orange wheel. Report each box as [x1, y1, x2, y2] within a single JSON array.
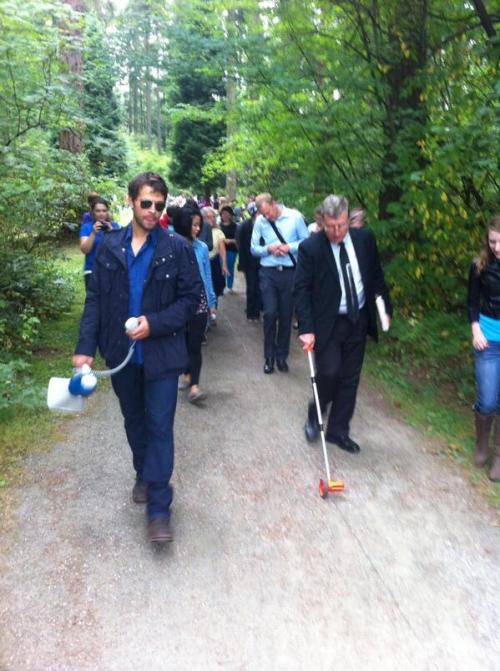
[[318, 479, 327, 498]]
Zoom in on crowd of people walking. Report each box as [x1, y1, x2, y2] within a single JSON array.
[[76, 172, 498, 544]]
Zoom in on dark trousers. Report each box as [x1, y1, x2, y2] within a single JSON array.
[[210, 256, 226, 300], [244, 266, 262, 319], [259, 266, 295, 360], [309, 309, 368, 438], [186, 312, 208, 386], [111, 363, 178, 520]]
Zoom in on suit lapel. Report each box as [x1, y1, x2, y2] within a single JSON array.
[[320, 231, 340, 282], [350, 229, 368, 287]]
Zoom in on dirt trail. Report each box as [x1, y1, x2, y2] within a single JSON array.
[[1, 276, 499, 670]]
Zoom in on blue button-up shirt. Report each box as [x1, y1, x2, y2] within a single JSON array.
[[250, 205, 309, 267], [124, 224, 158, 364]]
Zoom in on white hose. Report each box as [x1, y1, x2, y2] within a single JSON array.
[[93, 342, 136, 378]]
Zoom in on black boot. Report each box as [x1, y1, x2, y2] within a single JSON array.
[[489, 415, 500, 482]]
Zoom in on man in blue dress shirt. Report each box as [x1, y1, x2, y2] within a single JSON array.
[[251, 193, 309, 374], [73, 173, 202, 543]]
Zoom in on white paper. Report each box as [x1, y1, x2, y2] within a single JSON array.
[[376, 295, 390, 332]]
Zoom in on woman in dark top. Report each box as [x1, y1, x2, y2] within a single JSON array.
[[174, 207, 215, 404], [220, 206, 238, 293], [467, 214, 500, 481], [236, 202, 262, 321]]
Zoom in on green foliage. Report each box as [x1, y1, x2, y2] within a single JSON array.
[[0, 0, 77, 148], [163, 0, 227, 194], [83, 12, 127, 176], [0, 359, 40, 411], [0, 249, 77, 409], [0, 132, 91, 239], [0, 249, 75, 353], [124, 135, 171, 182]]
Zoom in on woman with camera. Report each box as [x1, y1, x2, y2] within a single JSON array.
[[79, 196, 120, 290]]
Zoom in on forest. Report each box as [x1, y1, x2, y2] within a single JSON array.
[[0, 0, 498, 412]]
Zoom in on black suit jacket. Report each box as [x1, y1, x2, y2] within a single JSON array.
[[293, 228, 392, 353]]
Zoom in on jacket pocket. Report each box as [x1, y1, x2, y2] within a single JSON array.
[[98, 258, 120, 294], [153, 260, 178, 307]]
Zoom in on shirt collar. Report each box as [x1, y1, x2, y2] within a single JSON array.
[[124, 222, 159, 246], [331, 231, 352, 250]]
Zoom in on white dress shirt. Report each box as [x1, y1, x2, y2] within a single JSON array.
[[330, 232, 365, 314]]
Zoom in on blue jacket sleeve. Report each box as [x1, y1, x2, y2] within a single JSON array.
[[201, 245, 216, 309]]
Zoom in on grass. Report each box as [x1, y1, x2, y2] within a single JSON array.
[[364, 327, 500, 509], [0, 246, 87, 491]]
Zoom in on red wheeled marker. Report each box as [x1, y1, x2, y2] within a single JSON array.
[[306, 347, 345, 499]]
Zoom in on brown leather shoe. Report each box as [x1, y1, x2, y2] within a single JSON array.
[[132, 478, 148, 504], [148, 517, 173, 543]]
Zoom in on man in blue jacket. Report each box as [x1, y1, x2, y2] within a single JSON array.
[[73, 172, 202, 543]]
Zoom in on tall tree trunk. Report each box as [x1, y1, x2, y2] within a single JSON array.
[[225, 9, 238, 202], [131, 72, 139, 134], [225, 71, 237, 202], [472, 0, 497, 37], [145, 31, 152, 148], [139, 80, 145, 135], [378, 0, 428, 221], [127, 71, 133, 133], [59, 0, 85, 152], [156, 83, 162, 152]]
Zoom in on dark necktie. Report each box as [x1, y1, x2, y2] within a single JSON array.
[[339, 241, 359, 323]]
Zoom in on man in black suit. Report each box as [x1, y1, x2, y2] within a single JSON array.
[[293, 194, 392, 453]]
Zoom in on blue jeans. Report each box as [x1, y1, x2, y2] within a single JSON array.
[[111, 364, 178, 520], [474, 341, 500, 415], [226, 249, 237, 289]]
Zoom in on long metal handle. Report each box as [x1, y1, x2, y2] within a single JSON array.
[[307, 349, 332, 483]]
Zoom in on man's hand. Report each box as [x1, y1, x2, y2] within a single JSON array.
[[278, 243, 290, 254], [128, 315, 151, 340], [299, 333, 315, 351], [72, 354, 94, 369], [267, 242, 282, 255]]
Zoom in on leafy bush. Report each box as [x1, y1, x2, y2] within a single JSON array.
[[0, 250, 75, 357], [0, 359, 42, 412]]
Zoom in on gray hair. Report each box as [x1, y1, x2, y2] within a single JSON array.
[[321, 195, 349, 219], [200, 206, 216, 220]]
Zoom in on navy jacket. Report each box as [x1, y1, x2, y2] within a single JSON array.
[[293, 227, 392, 353], [75, 225, 203, 379]]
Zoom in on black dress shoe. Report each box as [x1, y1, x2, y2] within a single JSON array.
[[264, 358, 274, 374], [304, 419, 320, 442], [276, 359, 289, 372], [148, 517, 173, 543], [326, 434, 361, 453], [132, 478, 148, 504]]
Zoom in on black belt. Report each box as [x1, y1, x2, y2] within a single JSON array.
[[263, 265, 295, 272]]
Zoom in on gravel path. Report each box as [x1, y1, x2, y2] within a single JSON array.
[[1, 276, 499, 670]]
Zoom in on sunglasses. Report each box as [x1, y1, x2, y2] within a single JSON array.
[[139, 199, 165, 212]]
